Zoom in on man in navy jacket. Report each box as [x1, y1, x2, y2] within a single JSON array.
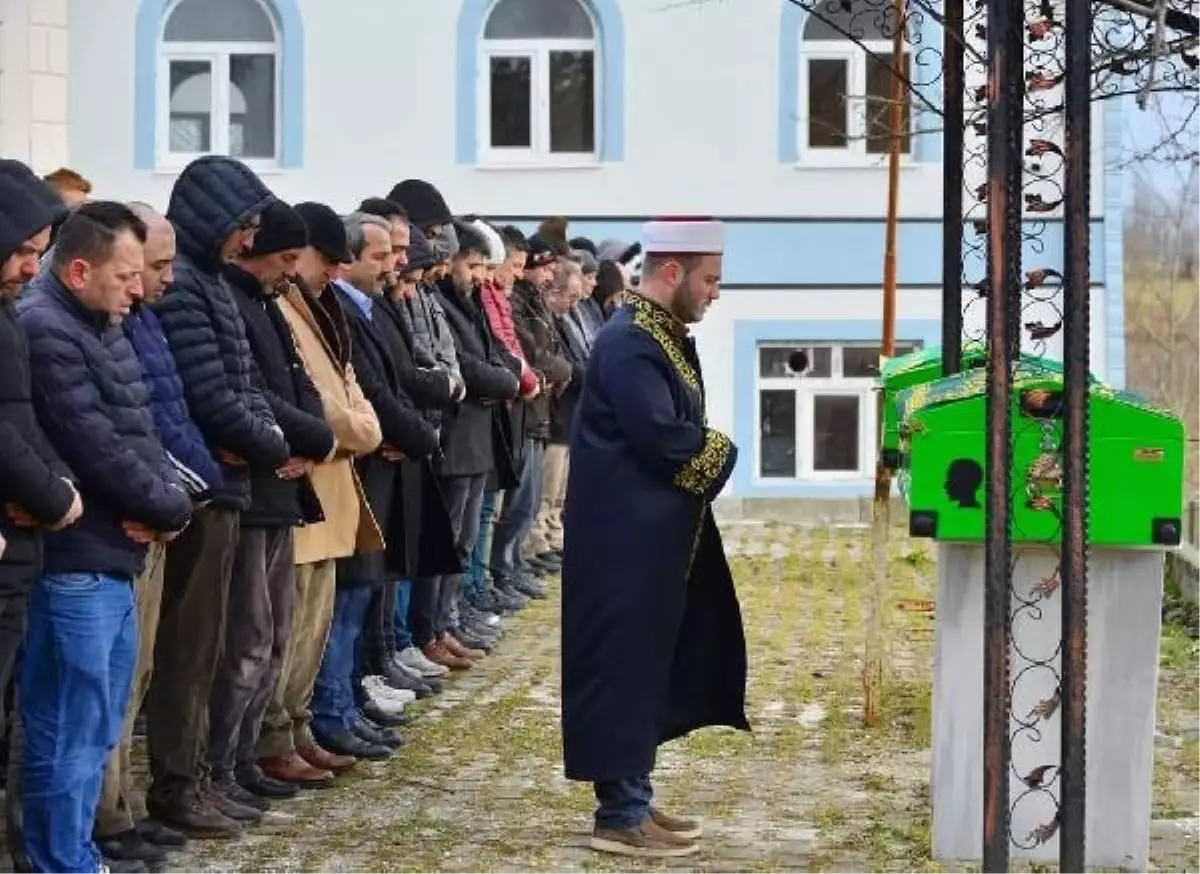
[[93, 203, 222, 867], [17, 201, 193, 874]]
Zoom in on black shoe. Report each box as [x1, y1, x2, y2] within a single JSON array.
[[136, 818, 187, 850], [352, 716, 405, 749], [380, 659, 433, 697], [235, 767, 298, 800], [494, 580, 531, 609], [313, 726, 392, 760], [95, 829, 168, 866], [535, 552, 562, 569], [456, 626, 495, 653], [211, 777, 269, 815], [105, 859, 149, 874], [511, 574, 548, 599], [362, 700, 410, 728], [490, 585, 527, 612]]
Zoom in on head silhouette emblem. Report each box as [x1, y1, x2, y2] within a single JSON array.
[[945, 458, 983, 509]]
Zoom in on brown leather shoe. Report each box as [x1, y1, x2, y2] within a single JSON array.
[[441, 632, 484, 661], [297, 741, 356, 774], [146, 788, 241, 839], [260, 753, 335, 789], [422, 640, 472, 670]]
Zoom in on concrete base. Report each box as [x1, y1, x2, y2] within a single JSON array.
[[931, 544, 1165, 869]]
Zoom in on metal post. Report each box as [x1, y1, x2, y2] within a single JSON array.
[[941, 0, 964, 377], [982, 0, 1022, 866], [1060, 0, 1093, 865]]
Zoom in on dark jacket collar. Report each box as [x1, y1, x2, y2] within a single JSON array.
[[223, 263, 271, 300], [38, 270, 110, 334]]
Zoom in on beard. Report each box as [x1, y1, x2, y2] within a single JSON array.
[[452, 273, 474, 296]]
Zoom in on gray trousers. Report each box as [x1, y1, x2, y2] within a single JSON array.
[[434, 473, 488, 634], [208, 526, 295, 777]]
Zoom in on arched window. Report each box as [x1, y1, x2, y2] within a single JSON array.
[[480, 0, 598, 164], [157, 0, 280, 164], [799, 0, 911, 163]]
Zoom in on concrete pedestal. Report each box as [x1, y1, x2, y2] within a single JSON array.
[[931, 544, 1165, 869]]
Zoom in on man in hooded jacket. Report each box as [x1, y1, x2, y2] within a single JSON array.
[[0, 160, 82, 873], [148, 155, 289, 837]]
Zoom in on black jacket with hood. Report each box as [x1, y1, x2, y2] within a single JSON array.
[[225, 264, 334, 526], [0, 160, 76, 593], [156, 156, 290, 510]]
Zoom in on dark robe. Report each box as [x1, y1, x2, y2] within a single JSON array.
[[561, 293, 749, 783]]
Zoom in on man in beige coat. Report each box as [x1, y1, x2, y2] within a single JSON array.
[[257, 226, 383, 786]]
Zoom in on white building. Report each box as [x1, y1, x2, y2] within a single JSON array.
[[1, 0, 1127, 501]]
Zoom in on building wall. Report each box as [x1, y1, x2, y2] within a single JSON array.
[[55, 0, 1129, 499], [0, 0, 70, 172]]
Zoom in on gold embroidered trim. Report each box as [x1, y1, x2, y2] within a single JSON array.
[[674, 428, 733, 497], [628, 294, 700, 393]]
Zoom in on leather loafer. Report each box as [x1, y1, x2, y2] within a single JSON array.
[[312, 728, 392, 761], [259, 753, 335, 789]]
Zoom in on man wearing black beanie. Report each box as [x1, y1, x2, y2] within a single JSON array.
[[0, 159, 81, 873], [386, 179, 452, 237], [214, 201, 335, 807]]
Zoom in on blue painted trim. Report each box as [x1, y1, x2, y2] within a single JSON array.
[[134, 0, 305, 169], [498, 217, 1108, 288], [777, 1, 801, 163], [731, 318, 942, 498], [1102, 98, 1126, 388], [456, 0, 625, 165], [777, 1, 940, 163]]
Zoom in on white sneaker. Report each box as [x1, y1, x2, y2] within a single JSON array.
[[362, 675, 416, 705], [399, 645, 449, 678], [365, 690, 408, 718]]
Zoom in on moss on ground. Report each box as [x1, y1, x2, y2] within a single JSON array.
[[157, 525, 1197, 873]]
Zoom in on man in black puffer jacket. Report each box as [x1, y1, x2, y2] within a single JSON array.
[[0, 160, 82, 873], [149, 155, 290, 838], [214, 200, 335, 807], [17, 202, 193, 874]]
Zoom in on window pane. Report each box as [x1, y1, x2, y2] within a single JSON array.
[[484, 0, 593, 39], [549, 51, 595, 153], [759, 347, 793, 378], [759, 390, 797, 478], [813, 395, 860, 471], [866, 53, 912, 154], [169, 60, 212, 153], [164, 0, 274, 42], [803, 0, 898, 40], [489, 56, 532, 148], [807, 346, 833, 378], [758, 346, 832, 377], [808, 59, 848, 148], [843, 346, 882, 377], [230, 54, 276, 159]]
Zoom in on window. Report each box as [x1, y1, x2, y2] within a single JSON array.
[[158, 0, 280, 166], [479, 0, 598, 164], [799, 0, 912, 164], [755, 341, 919, 481]]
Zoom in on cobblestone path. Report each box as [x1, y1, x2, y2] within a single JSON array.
[[142, 524, 1197, 871]]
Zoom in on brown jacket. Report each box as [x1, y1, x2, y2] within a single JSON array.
[[276, 285, 383, 565]]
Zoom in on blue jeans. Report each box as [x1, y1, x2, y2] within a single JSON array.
[[311, 584, 374, 736], [594, 774, 653, 831], [392, 579, 413, 651], [491, 439, 544, 579], [467, 491, 499, 598], [21, 572, 136, 873]]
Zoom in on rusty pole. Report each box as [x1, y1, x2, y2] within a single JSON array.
[[863, 0, 906, 729], [1060, 0, 1093, 865], [982, 0, 1022, 867]]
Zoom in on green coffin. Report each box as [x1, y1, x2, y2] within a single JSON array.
[[896, 367, 1185, 548]]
